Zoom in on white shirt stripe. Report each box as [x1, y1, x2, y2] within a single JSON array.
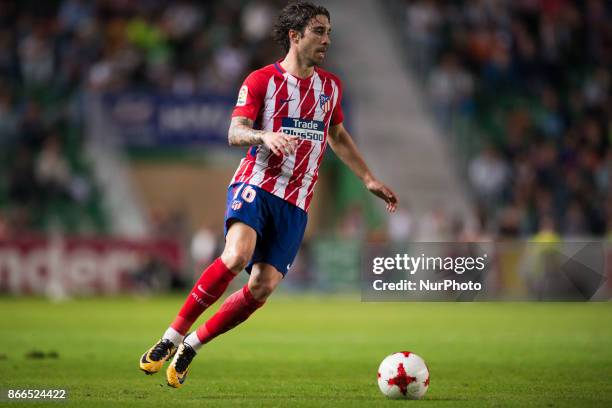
[[248, 75, 278, 186], [295, 73, 327, 208], [272, 75, 301, 196], [330, 80, 339, 127]]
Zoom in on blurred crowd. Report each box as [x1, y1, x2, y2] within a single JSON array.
[[401, 0, 612, 239], [2, 0, 282, 93], [0, 0, 283, 237], [68, 0, 283, 93], [6, 0, 610, 243]]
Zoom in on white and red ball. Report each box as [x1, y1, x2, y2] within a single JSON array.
[[377, 351, 430, 399]]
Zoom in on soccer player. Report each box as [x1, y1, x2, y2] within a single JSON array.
[[139, 1, 398, 388]]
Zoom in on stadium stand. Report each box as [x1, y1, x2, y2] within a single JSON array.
[[4, 0, 609, 243], [0, 0, 286, 236], [390, 0, 611, 238]]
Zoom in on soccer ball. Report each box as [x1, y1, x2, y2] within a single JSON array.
[[377, 351, 429, 399]]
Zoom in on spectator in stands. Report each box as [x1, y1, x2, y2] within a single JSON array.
[[1, 0, 287, 235], [405, 0, 440, 77], [429, 52, 474, 129], [8, 145, 39, 209], [18, 23, 55, 86], [418, 203, 451, 241], [190, 223, 218, 271], [387, 205, 416, 243], [19, 101, 46, 151], [469, 145, 508, 207], [402, 0, 612, 238], [0, 86, 17, 139], [35, 133, 72, 204], [241, 0, 275, 43]]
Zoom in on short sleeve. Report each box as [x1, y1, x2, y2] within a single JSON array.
[[232, 71, 267, 121], [330, 78, 344, 126]]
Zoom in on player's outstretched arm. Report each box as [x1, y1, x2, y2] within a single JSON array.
[[328, 123, 398, 213], [228, 116, 298, 157]]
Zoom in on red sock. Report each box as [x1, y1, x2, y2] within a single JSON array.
[[195, 285, 264, 344], [170, 258, 236, 335]]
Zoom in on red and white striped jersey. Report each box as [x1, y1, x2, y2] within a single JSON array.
[[230, 61, 344, 212]]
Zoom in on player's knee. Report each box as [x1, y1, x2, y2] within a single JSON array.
[[247, 279, 277, 301], [220, 250, 249, 273]]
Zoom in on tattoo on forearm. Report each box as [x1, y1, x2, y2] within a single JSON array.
[[228, 117, 266, 146]]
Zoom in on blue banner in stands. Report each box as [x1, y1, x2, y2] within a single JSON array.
[[103, 93, 236, 146]]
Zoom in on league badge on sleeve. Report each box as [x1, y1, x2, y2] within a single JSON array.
[[319, 94, 331, 113], [236, 85, 248, 106]]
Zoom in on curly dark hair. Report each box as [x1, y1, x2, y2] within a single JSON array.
[[272, 1, 330, 53]]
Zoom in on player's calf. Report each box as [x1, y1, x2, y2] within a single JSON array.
[[220, 250, 250, 273], [247, 279, 277, 301], [166, 286, 264, 388], [247, 263, 284, 301], [169, 257, 237, 334]]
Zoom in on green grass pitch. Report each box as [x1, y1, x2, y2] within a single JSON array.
[[1, 294, 611, 407]]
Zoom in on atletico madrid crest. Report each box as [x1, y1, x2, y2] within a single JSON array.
[[319, 94, 331, 113]]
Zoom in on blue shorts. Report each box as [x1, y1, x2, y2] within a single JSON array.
[[224, 182, 307, 276]]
